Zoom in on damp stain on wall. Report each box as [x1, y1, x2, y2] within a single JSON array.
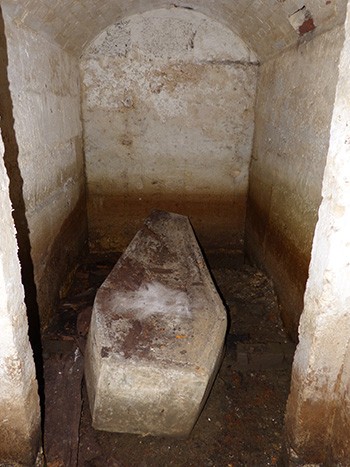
[[81, 8, 258, 253]]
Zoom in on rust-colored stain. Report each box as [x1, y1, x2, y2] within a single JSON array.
[[111, 256, 145, 292], [88, 191, 246, 253], [299, 17, 316, 35], [121, 319, 143, 359], [246, 192, 311, 341], [285, 370, 336, 463], [37, 194, 88, 328]]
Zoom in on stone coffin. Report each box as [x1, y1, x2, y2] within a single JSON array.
[[85, 210, 227, 437]]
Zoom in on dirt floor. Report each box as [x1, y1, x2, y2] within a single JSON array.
[[42, 251, 295, 467]]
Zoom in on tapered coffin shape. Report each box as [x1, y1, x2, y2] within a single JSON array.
[[85, 210, 227, 437]]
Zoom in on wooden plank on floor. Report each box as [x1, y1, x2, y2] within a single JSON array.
[[43, 344, 84, 467]]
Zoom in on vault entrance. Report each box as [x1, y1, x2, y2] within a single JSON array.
[[0, 1, 349, 464]]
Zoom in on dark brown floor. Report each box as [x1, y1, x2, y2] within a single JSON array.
[[42, 252, 295, 467]]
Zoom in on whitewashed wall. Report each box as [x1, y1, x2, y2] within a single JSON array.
[[246, 26, 344, 339], [81, 8, 258, 252], [3, 11, 87, 327], [0, 132, 40, 464], [286, 3, 350, 461]]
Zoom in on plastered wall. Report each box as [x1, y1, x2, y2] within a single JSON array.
[[0, 132, 40, 465], [246, 27, 344, 340], [81, 8, 258, 253], [3, 11, 87, 327], [286, 5, 350, 460], [2, 0, 347, 63]]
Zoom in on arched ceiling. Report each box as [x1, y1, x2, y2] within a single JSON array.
[[2, 0, 347, 61]]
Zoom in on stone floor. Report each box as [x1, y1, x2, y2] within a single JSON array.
[[42, 251, 295, 466]]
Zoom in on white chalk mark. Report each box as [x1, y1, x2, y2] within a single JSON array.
[[114, 281, 190, 318]]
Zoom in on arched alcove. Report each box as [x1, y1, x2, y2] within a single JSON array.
[[81, 8, 258, 252]]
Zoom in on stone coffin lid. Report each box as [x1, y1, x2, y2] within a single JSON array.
[[85, 210, 227, 436]]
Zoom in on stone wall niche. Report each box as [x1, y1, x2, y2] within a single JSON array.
[[81, 8, 258, 253]]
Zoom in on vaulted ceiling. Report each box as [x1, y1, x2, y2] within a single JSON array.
[[2, 0, 347, 61]]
